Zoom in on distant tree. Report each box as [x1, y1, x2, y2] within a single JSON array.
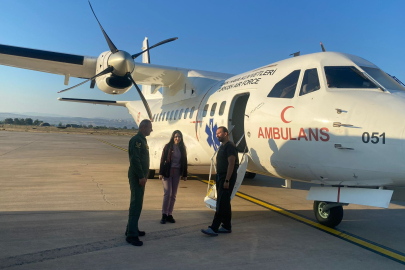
[[5, 118, 13, 124], [123, 126, 127, 129], [131, 127, 136, 130], [58, 122, 63, 127], [88, 125, 93, 128], [33, 119, 39, 126], [25, 118, 33, 125], [14, 118, 21, 125]]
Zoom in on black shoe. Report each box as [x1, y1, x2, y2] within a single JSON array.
[[166, 215, 176, 223], [160, 214, 167, 224], [125, 230, 145, 237], [126, 236, 143, 246]]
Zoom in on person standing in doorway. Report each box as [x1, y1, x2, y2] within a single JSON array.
[[201, 126, 239, 236], [159, 130, 188, 224], [125, 119, 153, 246]]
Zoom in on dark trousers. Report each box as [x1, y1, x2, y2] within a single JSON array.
[[126, 177, 145, 237], [210, 172, 237, 232]]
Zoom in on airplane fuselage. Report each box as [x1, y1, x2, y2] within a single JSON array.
[[126, 52, 405, 188]]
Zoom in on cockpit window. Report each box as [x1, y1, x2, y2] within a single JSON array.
[[267, 70, 300, 98], [324, 66, 377, 89], [361, 66, 405, 91], [299, 68, 320, 96]]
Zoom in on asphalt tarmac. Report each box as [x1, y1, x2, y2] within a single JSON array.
[[1, 131, 405, 269]]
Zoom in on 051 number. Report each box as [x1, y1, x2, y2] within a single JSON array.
[[362, 132, 385, 144]]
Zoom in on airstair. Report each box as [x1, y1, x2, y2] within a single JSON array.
[[204, 134, 248, 210]]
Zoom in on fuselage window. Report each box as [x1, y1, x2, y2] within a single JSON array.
[[162, 112, 166, 121], [203, 104, 209, 117], [300, 68, 320, 96], [189, 107, 195, 119], [174, 110, 179, 120], [324, 66, 377, 89], [166, 112, 170, 121], [159, 112, 163, 121], [210, 103, 217, 116], [169, 110, 174, 120], [219, 101, 226, 116], [267, 70, 301, 98], [184, 108, 189, 119]]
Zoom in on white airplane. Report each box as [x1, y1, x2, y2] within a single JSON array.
[[1, 3, 405, 228]]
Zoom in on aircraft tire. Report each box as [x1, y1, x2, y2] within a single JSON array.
[[313, 201, 343, 228], [148, 170, 156, 179], [245, 172, 256, 179]]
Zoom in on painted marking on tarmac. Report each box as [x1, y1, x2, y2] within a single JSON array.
[[96, 139, 128, 152], [98, 139, 405, 266]]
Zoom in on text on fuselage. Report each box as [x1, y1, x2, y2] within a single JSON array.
[[258, 127, 330, 141]]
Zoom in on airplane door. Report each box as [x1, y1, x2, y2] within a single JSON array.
[[229, 93, 250, 152]]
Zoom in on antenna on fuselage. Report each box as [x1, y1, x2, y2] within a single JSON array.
[[289, 51, 300, 57], [320, 42, 326, 52]]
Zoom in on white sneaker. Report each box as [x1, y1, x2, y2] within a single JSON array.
[[218, 227, 232, 233], [201, 227, 218, 236]]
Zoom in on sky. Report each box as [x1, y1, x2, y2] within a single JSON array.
[[0, 0, 404, 119]]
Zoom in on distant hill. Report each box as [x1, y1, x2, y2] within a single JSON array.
[[0, 112, 137, 128]]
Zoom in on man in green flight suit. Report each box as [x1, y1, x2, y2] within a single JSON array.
[[125, 119, 153, 246]]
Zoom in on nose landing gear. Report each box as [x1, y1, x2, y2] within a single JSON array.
[[313, 201, 344, 228]]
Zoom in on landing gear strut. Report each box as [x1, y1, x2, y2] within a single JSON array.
[[148, 170, 156, 179], [313, 201, 344, 228], [245, 172, 256, 179]]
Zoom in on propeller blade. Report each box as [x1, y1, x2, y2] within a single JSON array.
[[127, 74, 153, 120], [132, 37, 178, 59], [88, 1, 118, 53], [58, 66, 114, 93]]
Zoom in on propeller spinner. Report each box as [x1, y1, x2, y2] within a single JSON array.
[[58, 1, 178, 121]]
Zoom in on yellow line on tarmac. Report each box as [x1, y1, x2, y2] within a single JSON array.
[[97, 139, 405, 265], [96, 139, 128, 152], [200, 179, 405, 265]]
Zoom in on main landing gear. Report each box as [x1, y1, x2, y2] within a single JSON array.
[[148, 170, 156, 179], [245, 172, 256, 179], [313, 201, 344, 228]]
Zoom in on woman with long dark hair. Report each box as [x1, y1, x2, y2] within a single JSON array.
[[159, 130, 188, 224]]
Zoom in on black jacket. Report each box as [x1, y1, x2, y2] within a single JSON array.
[[159, 144, 188, 178]]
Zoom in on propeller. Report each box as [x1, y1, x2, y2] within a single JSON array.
[[58, 66, 113, 93], [131, 37, 178, 59], [58, 1, 178, 121]]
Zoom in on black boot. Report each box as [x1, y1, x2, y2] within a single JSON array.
[[166, 215, 176, 223], [125, 230, 145, 237], [160, 214, 167, 224], [126, 236, 143, 246]]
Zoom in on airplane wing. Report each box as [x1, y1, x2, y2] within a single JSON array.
[[0, 44, 233, 91], [58, 97, 127, 107], [0, 44, 97, 79], [133, 62, 233, 91]]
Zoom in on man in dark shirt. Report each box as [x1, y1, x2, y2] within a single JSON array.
[[125, 119, 153, 246], [202, 126, 239, 236]]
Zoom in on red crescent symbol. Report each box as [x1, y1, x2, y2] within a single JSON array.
[[281, 106, 294, 123]]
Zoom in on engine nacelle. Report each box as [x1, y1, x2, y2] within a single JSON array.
[[95, 51, 132, 95]]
